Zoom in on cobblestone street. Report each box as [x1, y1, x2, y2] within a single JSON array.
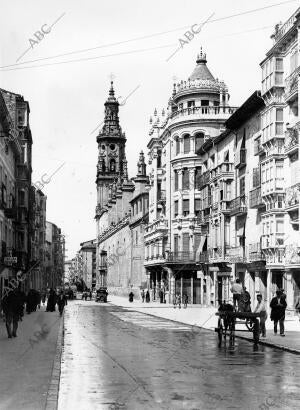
[[58, 301, 300, 410]]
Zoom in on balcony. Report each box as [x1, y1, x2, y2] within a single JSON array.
[[234, 148, 246, 169], [170, 105, 238, 122], [198, 171, 210, 190], [248, 243, 265, 262], [284, 66, 300, 103], [144, 253, 167, 266], [208, 246, 247, 263], [210, 162, 234, 182], [284, 126, 299, 156], [249, 187, 265, 209], [285, 245, 300, 267], [145, 219, 168, 236], [166, 251, 196, 263], [229, 196, 248, 216], [253, 137, 262, 155], [219, 199, 232, 213], [4, 205, 18, 219], [199, 251, 209, 263], [286, 183, 300, 212]]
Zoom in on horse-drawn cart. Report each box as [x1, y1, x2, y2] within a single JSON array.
[[215, 309, 261, 346]]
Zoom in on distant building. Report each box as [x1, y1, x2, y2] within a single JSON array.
[[45, 221, 65, 289], [29, 187, 47, 290], [79, 239, 96, 289]]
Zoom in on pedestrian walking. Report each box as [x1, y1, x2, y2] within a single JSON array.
[[145, 290, 150, 303], [253, 294, 267, 338], [57, 291, 68, 316], [159, 289, 164, 304], [141, 289, 145, 302], [176, 293, 181, 309], [26, 289, 36, 314], [89, 290, 92, 301], [270, 290, 287, 336], [1, 287, 24, 338], [230, 278, 243, 310], [183, 294, 188, 308], [129, 291, 134, 302], [46, 288, 57, 312]]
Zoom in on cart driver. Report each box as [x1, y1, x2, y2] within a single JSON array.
[[230, 278, 243, 309]]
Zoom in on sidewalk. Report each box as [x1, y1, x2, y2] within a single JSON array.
[[0, 305, 62, 410], [108, 295, 300, 354]]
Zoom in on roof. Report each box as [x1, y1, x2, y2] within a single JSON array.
[[225, 91, 264, 130], [188, 51, 215, 81], [197, 91, 265, 155]]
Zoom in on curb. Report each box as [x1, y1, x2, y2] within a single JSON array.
[[45, 314, 64, 410], [109, 302, 300, 355]]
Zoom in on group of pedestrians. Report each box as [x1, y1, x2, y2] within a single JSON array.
[[173, 294, 188, 309], [140, 289, 150, 303], [1, 286, 69, 339]]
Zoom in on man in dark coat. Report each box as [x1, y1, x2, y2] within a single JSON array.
[[57, 291, 68, 316], [270, 290, 287, 336], [145, 290, 150, 303], [1, 288, 24, 338], [26, 289, 36, 314], [46, 288, 57, 312]]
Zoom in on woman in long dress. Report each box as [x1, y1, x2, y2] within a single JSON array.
[[46, 288, 57, 312]]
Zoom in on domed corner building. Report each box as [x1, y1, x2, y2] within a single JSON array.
[[144, 48, 238, 305]]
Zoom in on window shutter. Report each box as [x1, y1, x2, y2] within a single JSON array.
[[195, 198, 201, 211]]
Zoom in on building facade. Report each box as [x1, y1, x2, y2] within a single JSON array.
[[144, 50, 237, 304], [79, 239, 97, 289], [0, 88, 34, 296], [45, 221, 65, 289], [95, 83, 149, 296], [29, 187, 47, 290]]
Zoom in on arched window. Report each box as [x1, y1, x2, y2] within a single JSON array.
[[175, 137, 180, 155], [183, 135, 190, 154], [195, 133, 204, 152], [110, 159, 116, 172]]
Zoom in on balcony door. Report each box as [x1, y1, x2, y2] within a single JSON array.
[[182, 233, 190, 260]]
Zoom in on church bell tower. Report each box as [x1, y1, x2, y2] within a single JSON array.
[[96, 81, 128, 216]]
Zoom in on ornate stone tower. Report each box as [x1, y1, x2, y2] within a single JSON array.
[[96, 81, 128, 216]]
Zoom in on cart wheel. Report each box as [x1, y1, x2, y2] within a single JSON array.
[[246, 319, 254, 331], [217, 318, 223, 345], [253, 319, 260, 344]]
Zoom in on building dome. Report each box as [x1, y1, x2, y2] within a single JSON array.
[[188, 48, 215, 81]]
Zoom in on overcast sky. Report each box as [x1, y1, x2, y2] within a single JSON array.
[[0, 0, 298, 259]]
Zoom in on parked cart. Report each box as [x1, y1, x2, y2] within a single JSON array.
[[215, 303, 260, 346]]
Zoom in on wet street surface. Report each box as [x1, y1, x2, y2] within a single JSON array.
[[58, 301, 300, 410]]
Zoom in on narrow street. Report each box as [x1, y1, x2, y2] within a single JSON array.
[[58, 301, 300, 410]]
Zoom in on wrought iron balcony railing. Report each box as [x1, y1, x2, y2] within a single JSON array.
[[166, 251, 196, 263]]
